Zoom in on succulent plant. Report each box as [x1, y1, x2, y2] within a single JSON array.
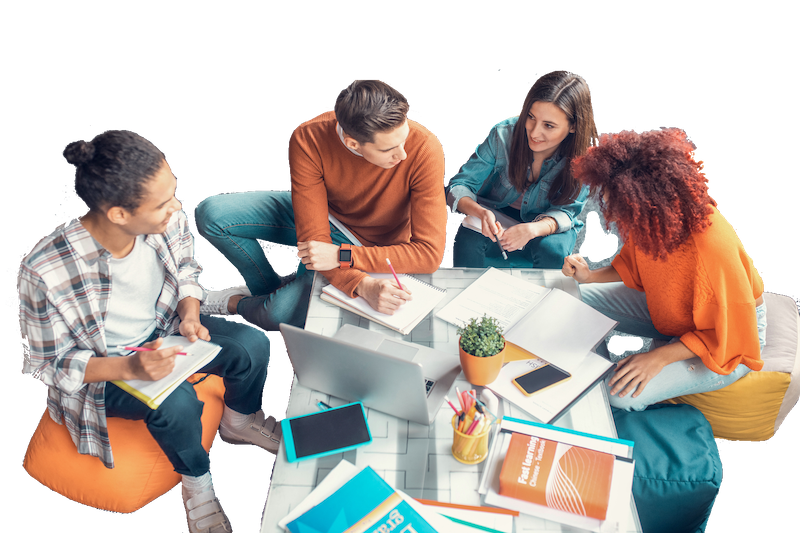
[[457, 315, 505, 357]]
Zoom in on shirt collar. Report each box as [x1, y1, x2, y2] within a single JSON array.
[[336, 122, 363, 157]]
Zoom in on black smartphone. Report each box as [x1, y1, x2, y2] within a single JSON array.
[[512, 363, 571, 396], [281, 402, 372, 462]]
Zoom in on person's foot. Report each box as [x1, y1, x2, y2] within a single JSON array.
[[200, 286, 251, 316], [184, 489, 232, 533], [219, 410, 282, 454]]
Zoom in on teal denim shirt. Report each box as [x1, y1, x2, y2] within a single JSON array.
[[445, 116, 588, 233]]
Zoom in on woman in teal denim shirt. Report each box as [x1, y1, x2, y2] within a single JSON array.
[[446, 71, 598, 268]]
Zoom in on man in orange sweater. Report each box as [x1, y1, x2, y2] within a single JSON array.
[[195, 80, 447, 330]]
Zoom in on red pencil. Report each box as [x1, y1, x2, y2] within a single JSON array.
[[121, 346, 188, 356], [385, 258, 404, 290]]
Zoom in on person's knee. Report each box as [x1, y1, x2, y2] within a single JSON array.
[[147, 383, 204, 430], [608, 392, 649, 412], [194, 195, 228, 238]]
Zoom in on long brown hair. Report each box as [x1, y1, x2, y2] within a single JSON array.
[[507, 71, 598, 205]]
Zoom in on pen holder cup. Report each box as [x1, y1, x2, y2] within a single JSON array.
[[451, 414, 491, 465]]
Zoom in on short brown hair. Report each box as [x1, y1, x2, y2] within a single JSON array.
[[334, 80, 409, 144]]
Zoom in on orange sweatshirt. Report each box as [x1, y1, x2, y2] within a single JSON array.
[[289, 111, 447, 296], [612, 206, 764, 375]]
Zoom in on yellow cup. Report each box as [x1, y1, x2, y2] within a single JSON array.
[[451, 414, 491, 464]]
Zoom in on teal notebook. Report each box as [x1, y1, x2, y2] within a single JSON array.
[[287, 466, 437, 533]]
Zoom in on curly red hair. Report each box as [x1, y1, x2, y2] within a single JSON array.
[[572, 128, 716, 260]]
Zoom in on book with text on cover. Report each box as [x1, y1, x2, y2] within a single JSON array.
[[499, 432, 614, 520], [286, 465, 438, 533]]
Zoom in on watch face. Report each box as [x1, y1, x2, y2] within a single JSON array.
[[339, 249, 352, 262]]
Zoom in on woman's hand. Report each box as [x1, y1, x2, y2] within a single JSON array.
[[562, 254, 592, 283], [608, 350, 667, 398], [478, 208, 503, 242], [497, 223, 537, 251]]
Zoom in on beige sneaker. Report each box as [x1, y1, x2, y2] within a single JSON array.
[[185, 489, 232, 533], [219, 410, 282, 454]]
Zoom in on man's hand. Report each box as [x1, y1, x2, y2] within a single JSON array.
[[355, 276, 413, 315], [297, 240, 340, 271], [179, 317, 210, 343], [125, 337, 183, 381]]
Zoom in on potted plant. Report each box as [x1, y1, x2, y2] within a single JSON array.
[[457, 314, 506, 386]]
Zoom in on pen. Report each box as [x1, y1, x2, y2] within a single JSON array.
[[317, 401, 332, 411], [385, 258, 404, 290], [494, 224, 508, 260], [444, 396, 460, 415], [121, 346, 188, 356]]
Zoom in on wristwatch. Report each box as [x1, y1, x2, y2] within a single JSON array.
[[338, 243, 353, 269]]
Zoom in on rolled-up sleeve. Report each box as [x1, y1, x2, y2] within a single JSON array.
[[541, 184, 590, 233], [173, 211, 206, 303], [18, 265, 93, 395], [445, 127, 500, 214]]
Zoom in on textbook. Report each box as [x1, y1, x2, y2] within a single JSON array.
[[321, 273, 446, 335], [499, 432, 614, 520], [479, 417, 634, 533], [461, 208, 521, 234], [111, 336, 221, 409], [435, 267, 617, 423], [285, 464, 439, 533]]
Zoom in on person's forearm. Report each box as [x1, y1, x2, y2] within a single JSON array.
[[177, 296, 201, 322], [586, 265, 623, 283], [84, 356, 132, 383], [652, 340, 697, 365], [456, 197, 486, 218]]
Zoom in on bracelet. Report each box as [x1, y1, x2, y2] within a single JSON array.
[[533, 215, 558, 235]]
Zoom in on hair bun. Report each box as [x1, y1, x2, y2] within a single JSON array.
[[63, 140, 95, 165]]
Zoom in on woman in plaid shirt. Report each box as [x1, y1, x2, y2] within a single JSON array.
[[19, 130, 280, 533]]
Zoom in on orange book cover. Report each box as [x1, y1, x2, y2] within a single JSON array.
[[499, 431, 615, 520]]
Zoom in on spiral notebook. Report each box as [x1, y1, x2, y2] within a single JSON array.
[[320, 273, 446, 335]]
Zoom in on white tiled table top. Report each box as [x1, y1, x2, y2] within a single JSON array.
[[260, 268, 641, 533]]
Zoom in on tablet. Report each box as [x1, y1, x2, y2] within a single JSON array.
[[512, 363, 572, 396], [281, 402, 372, 462]]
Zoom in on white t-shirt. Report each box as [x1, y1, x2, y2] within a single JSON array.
[[104, 235, 165, 356]]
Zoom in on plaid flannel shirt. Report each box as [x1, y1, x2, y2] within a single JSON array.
[[18, 211, 205, 468]]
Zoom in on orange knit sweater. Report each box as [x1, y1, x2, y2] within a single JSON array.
[[612, 206, 764, 375], [289, 111, 447, 296]]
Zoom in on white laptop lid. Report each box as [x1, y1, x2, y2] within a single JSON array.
[[279, 324, 459, 425]]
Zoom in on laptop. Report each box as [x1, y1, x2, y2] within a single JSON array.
[[279, 324, 461, 425]]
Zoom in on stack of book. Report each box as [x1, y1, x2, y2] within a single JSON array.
[[478, 417, 635, 532]]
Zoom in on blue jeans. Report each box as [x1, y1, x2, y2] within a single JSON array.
[[195, 191, 353, 331], [580, 282, 767, 411], [104, 315, 270, 476], [452, 224, 577, 269]]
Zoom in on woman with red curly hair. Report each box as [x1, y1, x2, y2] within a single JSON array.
[[563, 128, 767, 411]]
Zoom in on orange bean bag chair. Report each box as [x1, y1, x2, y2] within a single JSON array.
[[23, 374, 225, 513]]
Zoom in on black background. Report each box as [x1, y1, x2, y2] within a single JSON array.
[[9, 67, 800, 532]]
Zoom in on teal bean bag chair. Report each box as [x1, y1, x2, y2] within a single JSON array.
[[613, 403, 721, 533]]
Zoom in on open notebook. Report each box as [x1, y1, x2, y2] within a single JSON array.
[[111, 336, 221, 409], [320, 273, 446, 335]]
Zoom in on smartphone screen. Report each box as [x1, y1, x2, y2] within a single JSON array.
[[287, 403, 371, 460], [512, 364, 571, 396]]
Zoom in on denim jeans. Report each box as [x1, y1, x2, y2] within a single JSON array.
[[452, 224, 577, 269], [195, 191, 353, 331], [579, 282, 767, 411], [104, 315, 270, 476]]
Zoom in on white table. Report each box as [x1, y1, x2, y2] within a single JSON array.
[[260, 268, 641, 532]]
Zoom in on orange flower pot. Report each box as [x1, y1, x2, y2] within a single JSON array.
[[458, 337, 506, 386]]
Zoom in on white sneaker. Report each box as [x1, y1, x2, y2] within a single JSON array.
[[200, 286, 251, 316]]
